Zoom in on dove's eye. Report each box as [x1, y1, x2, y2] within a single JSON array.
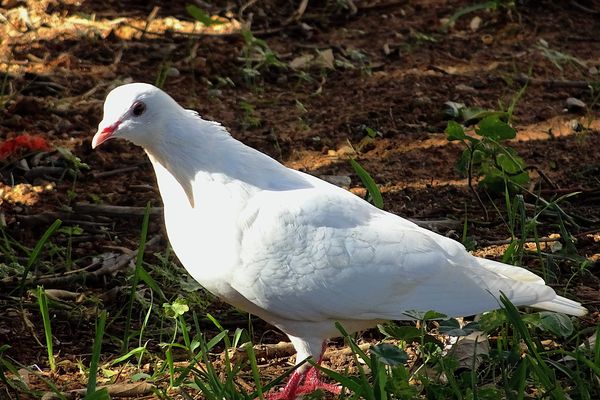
[[132, 101, 146, 117]]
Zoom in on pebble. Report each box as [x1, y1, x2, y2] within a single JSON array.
[[166, 67, 180, 77], [566, 97, 586, 113], [319, 175, 352, 188]]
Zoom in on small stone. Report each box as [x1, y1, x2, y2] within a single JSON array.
[[1, 0, 23, 9], [319, 175, 352, 188], [166, 67, 180, 77], [481, 34, 493, 45], [455, 83, 477, 94], [469, 16, 482, 32], [566, 97, 586, 113]]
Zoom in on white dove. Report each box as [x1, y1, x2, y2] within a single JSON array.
[[92, 83, 586, 399]]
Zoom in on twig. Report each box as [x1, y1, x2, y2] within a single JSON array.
[[73, 203, 162, 216], [90, 165, 141, 179], [525, 165, 557, 189], [227, 341, 372, 363], [571, 0, 600, 15], [467, 149, 489, 220], [24, 166, 73, 181], [357, 0, 408, 12], [515, 73, 594, 89], [141, 6, 160, 40], [479, 237, 565, 246], [250, 0, 310, 36], [0, 235, 162, 288], [41, 382, 155, 400]]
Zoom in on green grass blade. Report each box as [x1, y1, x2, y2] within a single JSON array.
[[85, 310, 107, 398], [18, 219, 62, 296], [123, 203, 151, 352], [245, 341, 263, 399], [500, 293, 566, 400], [350, 158, 384, 209], [36, 286, 55, 372]]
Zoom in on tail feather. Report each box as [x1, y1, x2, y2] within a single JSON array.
[[531, 296, 587, 317], [474, 257, 587, 317]]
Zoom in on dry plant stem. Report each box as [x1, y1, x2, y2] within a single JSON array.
[[479, 237, 571, 246], [0, 235, 162, 288], [227, 341, 371, 363], [90, 165, 140, 178], [515, 74, 593, 89], [140, 6, 160, 39], [73, 203, 162, 216], [570, 0, 600, 15], [526, 166, 557, 189], [40, 382, 154, 400], [16, 212, 108, 226], [467, 151, 489, 220]]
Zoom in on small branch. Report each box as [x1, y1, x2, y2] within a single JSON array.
[[571, 0, 600, 15], [515, 73, 594, 89], [73, 203, 163, 217], [467, 147, 489, 220], [90, 165, 141, 179], [41, 382, 155, 400], [226, 341, 372, 364], [479, 237, 565, 246], [0, 235, 162, 288], [525, 165, 557, 189]]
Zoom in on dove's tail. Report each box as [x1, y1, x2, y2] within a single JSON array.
[[475, 257, 587, 317], [530, 296, 588, 317]]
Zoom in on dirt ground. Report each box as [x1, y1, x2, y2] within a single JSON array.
[[0, 0, 599, 397]]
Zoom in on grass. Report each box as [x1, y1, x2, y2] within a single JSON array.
[[2, 213, 597, 399], [36, 286, 56, 373]]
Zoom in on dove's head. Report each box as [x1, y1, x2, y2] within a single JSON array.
[[92, 83, 179, 149]]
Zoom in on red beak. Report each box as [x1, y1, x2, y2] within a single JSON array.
[[92, 121, 120, 149]]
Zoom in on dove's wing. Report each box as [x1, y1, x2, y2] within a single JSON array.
[[231, 174, 557, 322]]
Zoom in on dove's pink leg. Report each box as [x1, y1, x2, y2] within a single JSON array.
[[267, 342, 341, 400]]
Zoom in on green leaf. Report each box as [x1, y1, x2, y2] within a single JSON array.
[[496, 151, 526, 174], [439, 318, 480, 336], [370, 343, 408, 366], [445, 120, 466, 141], [462, 108, 506, 125], [110, 346, 147, 365], [349, 158, 383, 209], [185, 5, 224, 27], [403, 310, 447, 321], [538, 312, 574, 337], [163, 297, 189, 319], [84, 388, 110, 400], [477, 116, 516, 140], [478, 310, 507, 332], [57, 147, 90, 170], [378, 324, 422, 342]]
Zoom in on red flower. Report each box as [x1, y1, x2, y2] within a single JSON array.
[[0, 135, 52, 160]]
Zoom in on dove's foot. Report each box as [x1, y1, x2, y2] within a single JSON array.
[[296, 366, 341, 395], [266, 367, 341, 400]]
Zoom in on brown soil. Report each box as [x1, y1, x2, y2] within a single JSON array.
[[1, 0, 599, 397]]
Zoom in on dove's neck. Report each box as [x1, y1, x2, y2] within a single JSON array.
[[144, 112, 310, 208]]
